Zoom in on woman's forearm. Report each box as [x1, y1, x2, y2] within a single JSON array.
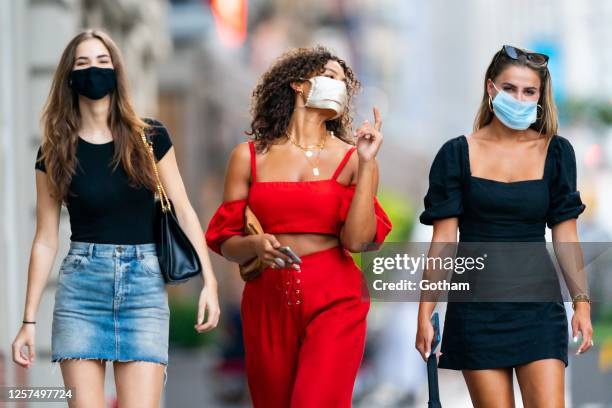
[[553, 241, 587, 298], [23, 238, 59, 321], [341, 159, 377, 251], [418, 302, 437, 323], [552, 222, 587, 298], [418, 224, 459, 311], [219, 235, 259, 265]]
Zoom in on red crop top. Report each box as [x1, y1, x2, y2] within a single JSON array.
[[205, 140, 392, 255]]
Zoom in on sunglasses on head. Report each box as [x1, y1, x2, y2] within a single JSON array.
[[499, 45, 549, 67]]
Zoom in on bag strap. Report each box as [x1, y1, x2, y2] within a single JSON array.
[[140, 129, 172, 213]]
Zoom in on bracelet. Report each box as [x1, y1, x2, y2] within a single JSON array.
[[571, 294, 591, 310], [22, 320, 36, 324]]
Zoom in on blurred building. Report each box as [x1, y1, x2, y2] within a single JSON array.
[[0, 0, 170, 390]]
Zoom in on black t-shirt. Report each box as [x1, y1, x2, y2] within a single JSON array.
[[35, 118, 173, 244]]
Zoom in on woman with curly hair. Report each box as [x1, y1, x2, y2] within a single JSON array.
[[205, 46, 392, 407]]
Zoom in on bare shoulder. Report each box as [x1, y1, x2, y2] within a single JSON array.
[[332, 135, 356, 155], [223, 141, 253, 201], [225, 141, 252, 177], [231, 141, 252, 159], [332, 136, 364, 184]]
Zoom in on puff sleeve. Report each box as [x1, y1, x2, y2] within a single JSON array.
[[546, 136, 586, 228], [419, 137, 467, 225], [205, 199, 247, 255], [339, 187, 393, 248]]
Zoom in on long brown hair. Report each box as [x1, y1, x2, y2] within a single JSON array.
[[247, 46, 360, 152], [474, 47, 558, 139], [38, 29, 156, 203]]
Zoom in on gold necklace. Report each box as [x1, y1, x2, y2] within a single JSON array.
[[287, 131, 329, 176], [288, 132, 325, 157]]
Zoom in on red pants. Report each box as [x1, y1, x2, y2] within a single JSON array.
[[241, 245, 370, 408]]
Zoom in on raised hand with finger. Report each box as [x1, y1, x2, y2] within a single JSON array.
[[354, 107, 383, 162]]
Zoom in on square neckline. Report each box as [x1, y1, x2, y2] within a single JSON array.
[[461, 134, 555, 185]]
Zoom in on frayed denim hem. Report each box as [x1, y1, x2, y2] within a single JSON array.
[[51, 357, 169, 386]]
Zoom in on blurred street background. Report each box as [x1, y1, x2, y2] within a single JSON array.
[[1, 0, 612, 406]]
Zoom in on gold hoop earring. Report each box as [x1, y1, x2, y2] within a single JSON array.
[[488, 95, 493, 112]]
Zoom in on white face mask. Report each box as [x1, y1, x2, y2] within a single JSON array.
[[304, 76, 348, 119]]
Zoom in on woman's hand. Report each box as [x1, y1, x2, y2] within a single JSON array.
[[354, 107, 383, 162], [194, 283, 221, 333], [415, 315, 435, 362], [12, 324, 36, 368], [572, 302, 594, 355], [251, 234, 298, 270]]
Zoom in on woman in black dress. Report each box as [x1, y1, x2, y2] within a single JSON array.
[[416, 45, 593, 407]]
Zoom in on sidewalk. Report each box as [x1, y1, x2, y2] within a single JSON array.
[[5, 348, 575, 407]]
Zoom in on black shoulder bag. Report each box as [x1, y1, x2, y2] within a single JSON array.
[[141, 129, 202, 284]]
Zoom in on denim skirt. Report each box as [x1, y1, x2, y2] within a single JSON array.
[[51, 241, 170, 369]]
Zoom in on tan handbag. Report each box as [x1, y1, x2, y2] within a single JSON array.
[[239, 205, 265, 282]]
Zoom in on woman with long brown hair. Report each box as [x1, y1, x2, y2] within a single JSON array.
[[416, 45, 592, 407], [205, 46, 392, 407], [11, 29, 220, 407]]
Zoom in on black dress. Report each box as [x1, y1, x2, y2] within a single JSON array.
[[419, 135, 586, 370]]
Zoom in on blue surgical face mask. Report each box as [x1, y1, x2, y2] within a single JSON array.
[[490, 83, 537, 130]]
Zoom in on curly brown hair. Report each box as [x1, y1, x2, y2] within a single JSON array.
[[247, 46, 360, 152]]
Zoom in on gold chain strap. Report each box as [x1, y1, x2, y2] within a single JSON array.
[[140, 130, 172, 213]]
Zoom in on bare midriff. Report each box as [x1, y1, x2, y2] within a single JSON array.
[[273, 233, 341, 257]]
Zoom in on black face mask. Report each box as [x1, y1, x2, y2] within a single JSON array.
[[69, 66, 116, 100]]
